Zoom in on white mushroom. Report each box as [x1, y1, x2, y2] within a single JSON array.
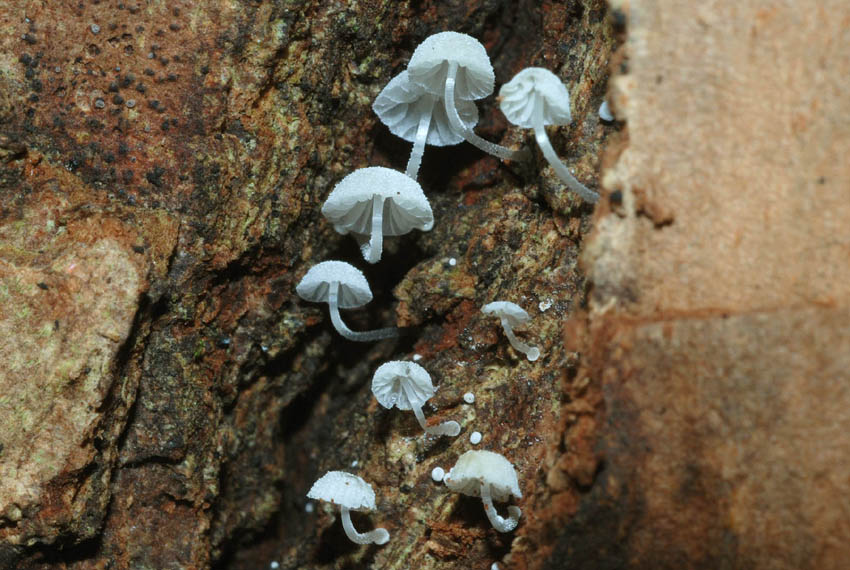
[[444, 450, 522, 533], [322, 167, 433, 264], [371, 361, 460, 437], [499, 67, 599, 203], [407, 31, 523, 162], [373, 70, 479, 180], [306, 471, 390, 545], [598, 99, 614, 122], [482, 301, 540, 361], [295, 261, 398, 342]]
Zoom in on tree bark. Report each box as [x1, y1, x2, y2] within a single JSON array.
[[0, 1, 611, 568]]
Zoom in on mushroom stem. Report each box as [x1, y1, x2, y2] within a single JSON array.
[[443, 62, 524, 162], [328, 282, 399, 342], [365, 194, 385, 264], [412, 403, 461, 437], [406, 98, 434, 179], [480, 483, 521, 533], [532, 96, 599, 203], [500, 318, 540, 362], [340, 506, 390, 545]]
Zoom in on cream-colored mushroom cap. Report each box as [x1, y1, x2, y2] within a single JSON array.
[[295, 261, 372, 309], [307, 471, 377, 512], [444, 450, 522, 502], [322, 167, 433, 236], [373, 71, 479, 146], [408, 31, 495, 100], [371, 360, 436, 411], [499, 67, 572, 129], [482, 301, 530, 327]]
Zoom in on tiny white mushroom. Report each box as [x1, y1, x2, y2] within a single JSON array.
[[444, 450, 522, 533], [296, 261, 398, 342], [499, 67, 599, 203], [598, 99, 614, 122], [307, 471, 390, 545], [372, 361, 461, 437], [482, 301, 540, 361], [373, 70, 479, 179], [322, 167, 433, 264], [431, 466, 445, 482], [470, 431, 482, 445], [407, 31, 524, 162], [463, 392, 475, 404]]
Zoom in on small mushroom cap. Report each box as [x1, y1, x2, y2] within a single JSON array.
[[307, 471, 377, 511], [371, 360, 436, 411], [444, 450, 522, 502], [408, 31, 495, 100], [499, 67, 572, 128], [482, 301, 531, 327], [295, 261, 372, 309], [373, 71, 479, 146], [322, 167, 434, 236]]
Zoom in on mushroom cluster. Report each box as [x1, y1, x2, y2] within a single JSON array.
[[298, 28, 603, 551]]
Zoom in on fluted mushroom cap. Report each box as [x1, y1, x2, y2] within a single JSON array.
[[482, 301, 531, 327], [295, 261, 372, 309], [499, 67, 572, 129], [307, 471, 377, 511], [373, 71, 479, 146], [371, 360, 436, 411], [408, 31, 495, 100], [444, 450, 522, 502], [322, 167, 433, 237]]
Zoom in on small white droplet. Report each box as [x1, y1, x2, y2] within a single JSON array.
[[448, 257, 457, 266], [350, 460, 358, 467], [599, 100, 614, 122], [491, 563, 501, 570], [463, 392, 475, 404], [305, 502, 314, 513], [270, 562, 280, 569], [470, 431, 482, 445], [412, 353, 422, 361], [431, 467, 445, 482], [90, 24, 100, 34], [538, 299, 553, 312]]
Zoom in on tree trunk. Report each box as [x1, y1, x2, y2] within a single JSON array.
[[2, 0, 846, 569]]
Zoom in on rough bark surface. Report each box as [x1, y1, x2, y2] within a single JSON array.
[[0, 1, 614, 569], [558, 0, 850, 569]]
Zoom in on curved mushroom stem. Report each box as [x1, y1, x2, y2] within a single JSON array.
[[532, 96, 599, 203], [500, 318, 540, 361], [444, 62, 524, 162], [412, 403, 461, 437], [406, 97, 434, 179], [340, 506, 390, 545], [480, 483, 521, 533], [364, 194, 385, 264], [328, 282, 399, 342]]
